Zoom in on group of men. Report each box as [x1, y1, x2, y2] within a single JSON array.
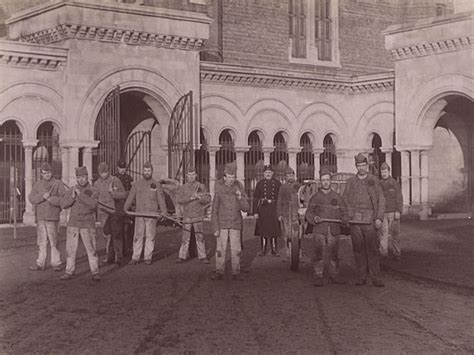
[[27, 151, 402, 286]]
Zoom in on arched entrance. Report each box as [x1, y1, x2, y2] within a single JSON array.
[[93, 88, 169, 181], [320, 134, 337, 173], [427, 95, 474, 214]]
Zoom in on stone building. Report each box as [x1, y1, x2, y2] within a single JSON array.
[[0, 0, 472, 224]]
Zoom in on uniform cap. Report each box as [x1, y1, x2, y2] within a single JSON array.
[[187, 164, 196, 173], [319, 167, 332, 178], [117, 159, 127, 169], [263, 164, 273, 172], [98, 162, 109, 173], [143, 161, 153, 170], [75, 166, 88, 177], [354, 153, 368, 164], [380, 162, 390, 171], [224, 161, 237, 175], [285, 167, 295, 175], [40, 162, 52, 172]]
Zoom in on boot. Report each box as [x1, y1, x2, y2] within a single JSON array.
[[271, 238, 280, 257], [257, 237, 267, 256]]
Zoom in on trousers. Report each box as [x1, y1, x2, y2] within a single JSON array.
[[350, 224, 380, 281], [65, 227, 99, 275], [35, 220, 61, 268], [215, 229, 241, 275], [179, 222, 206, 259]]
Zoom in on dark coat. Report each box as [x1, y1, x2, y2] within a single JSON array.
[[305, 189, 347, 236], [254, 178, 281, 237], [379, 177, 403, 213]]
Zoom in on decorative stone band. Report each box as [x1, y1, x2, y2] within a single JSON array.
[[201, 64, 394, 94], [0, 40, 67, 70], [389, 36, 473, 61], [19, 24, 206, 51]]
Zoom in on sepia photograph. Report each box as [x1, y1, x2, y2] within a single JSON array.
[[0, 0, 472, 353]]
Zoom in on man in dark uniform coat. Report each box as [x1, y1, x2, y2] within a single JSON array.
[[114, 159, 134, 257], [254, 165, 281, 256]]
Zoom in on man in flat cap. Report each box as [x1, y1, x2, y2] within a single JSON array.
[[123, 162, 168, 265], [276, 166, 301, 260], [211, 161, 249, 280], [305, 167, 348, 286], [114, 159, 134, 257], [253, 164, 281, 256], [60, 167, 100, 281], [343, 153, 385, 287], [176, 165, 211, 264], [379, 162, 403, 260], [28, 162, 66, 272], [94, 162, 128, 265]]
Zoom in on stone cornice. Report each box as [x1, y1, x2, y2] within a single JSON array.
[[201, 63, 394, 94], [18, 23, 206, 50], [389, 36, 473, 61], [0, 40, 67, 70], [8, 0, 210, 51]]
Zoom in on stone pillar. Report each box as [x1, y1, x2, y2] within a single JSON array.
[[263, 147, 273, 165], [336, 148, 355, 173], [82, 141, 99, 181], [400, 150, 410, 214], [420, 150, 430, 219], [208, 145, 219, 195], [69, 147, 80, 183], [313, 148, 324, 179], [381, 146, 393, 169], [22, 140, 38, 225], [287, 147, 301, 172], [60, 145, 70, 185], [235, 146, 250, 183], [411, 150, 421, 206]]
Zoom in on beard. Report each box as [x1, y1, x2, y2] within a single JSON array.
[[143, 173, 152, 180]]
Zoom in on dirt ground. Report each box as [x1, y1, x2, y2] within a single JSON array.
[[0, 219, 473, 354]]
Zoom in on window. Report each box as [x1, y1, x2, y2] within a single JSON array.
[[288, 0, 339, 66]]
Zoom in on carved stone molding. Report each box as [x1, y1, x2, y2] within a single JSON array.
[[0, 40, 67, 70], [389, 36, 473, 61], [201, 64, 394, 94], [19, 24, 206, 51]]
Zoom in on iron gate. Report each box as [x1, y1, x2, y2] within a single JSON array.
[[245, 131, 264, 214], [195, 129, 210, 188], [321, 134, 337, 173], [270, 132, 289, 182], [168, 91, 194, 183], [216, 130, 236, 179], [124, 128, 153, 183], [93, 86, 120, 179], [0, 120, 25, 223]]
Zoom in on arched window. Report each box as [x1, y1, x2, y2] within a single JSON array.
[[0, 120, 25, 222], [245, 131, 264, 214], [195, 128, 210, 188], [34, 122, 62, 181], [320, 134, 337, 173], [297, 133, 315, 182], [270, 131, 289, 182], [216, 129, 236, 179], [370, 133, 384, 178]]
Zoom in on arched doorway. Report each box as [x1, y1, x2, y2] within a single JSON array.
[[370, 133, 384, 178], [195, 128, 210, 188], [216, 129, 236, 179], [0, 120, 24, 223], [93, 88, 168, 181], [427, 95, 474, 214], [271, 131, 289, 182], [320, 134, 337, 173]]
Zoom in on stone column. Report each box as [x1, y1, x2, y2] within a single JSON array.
[[420, 150, 430, 219], [312, 148, 324, 179], [287, 147, 301, 173], [22, 139, 38, 225], [400, 150, 410, 214], [208, 145, 220, 195], [235, 146, 250, 183], [60, 145, 70, 185], [263, 147, 273, 165], [381, 146, 393, 169], [83, 141, 99, 181], [69, 147, 80, 183], [411, 150, 421, 206]]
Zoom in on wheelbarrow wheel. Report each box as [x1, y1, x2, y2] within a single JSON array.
[[290, 232, 300, 272]]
